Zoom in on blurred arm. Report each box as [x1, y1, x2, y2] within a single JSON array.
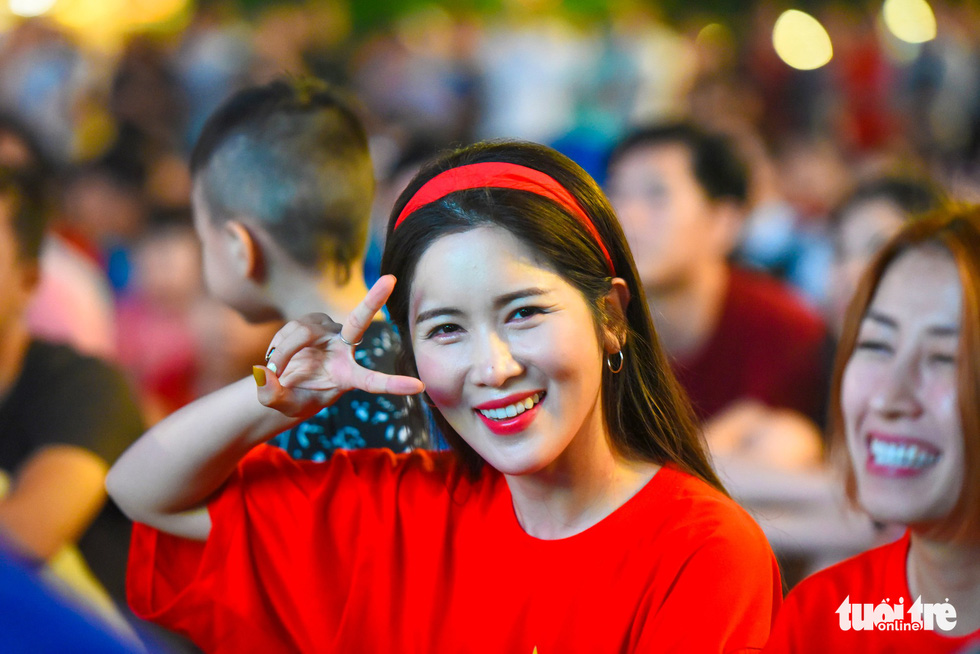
[[0, 445, 108, 561]]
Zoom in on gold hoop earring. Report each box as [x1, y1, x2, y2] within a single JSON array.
[[606, 350, 624, 374]]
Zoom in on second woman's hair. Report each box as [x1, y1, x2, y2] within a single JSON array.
[[380, 140, 724, 493]]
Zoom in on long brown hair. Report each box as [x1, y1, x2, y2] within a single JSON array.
[[830, 206, 980, 540], [380, 141, 725, 493]]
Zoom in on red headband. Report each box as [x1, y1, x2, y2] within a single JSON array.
[[394, 162, 615, 275]]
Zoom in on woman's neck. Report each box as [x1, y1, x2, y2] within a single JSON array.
[[504, 412, 659, 540], [907, 530, 980, 635]]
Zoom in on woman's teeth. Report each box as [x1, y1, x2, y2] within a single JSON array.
[[479, 393, 542, 420], [869, 438, 940, 469]]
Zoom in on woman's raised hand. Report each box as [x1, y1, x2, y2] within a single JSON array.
[[253, 275, 424, 418]]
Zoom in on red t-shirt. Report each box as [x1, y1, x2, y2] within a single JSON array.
[[128, 445, 781, 653], [673, 268, 828, 423], [765, 532, 980, 653]]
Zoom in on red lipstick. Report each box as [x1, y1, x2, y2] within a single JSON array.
[[474, 391, 542, 411], [474, 391, 545, 436]]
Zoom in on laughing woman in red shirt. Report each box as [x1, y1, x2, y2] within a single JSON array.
[[765, 208, 980, 653], [107, 141, 780, 653]]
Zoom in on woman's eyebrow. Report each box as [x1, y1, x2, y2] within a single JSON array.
[[493, 287, 551, 309], [864, 309, 897, 329], [415, 307, 463, 325], [865, 309, 959, 336]]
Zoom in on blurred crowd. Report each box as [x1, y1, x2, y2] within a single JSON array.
[[2, 0, 980, 646]]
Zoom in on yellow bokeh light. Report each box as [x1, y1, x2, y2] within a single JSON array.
[[772, 9, 833, 71], [51, 0, 126, 30], [50, 0, 128, 49], [0, 3, 13, 30], [876, 11, 922, 64], [882, 0, 936, 44], [40, 0, 191, 50]]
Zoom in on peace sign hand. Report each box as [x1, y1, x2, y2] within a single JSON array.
[[253, 275, 424, 419]]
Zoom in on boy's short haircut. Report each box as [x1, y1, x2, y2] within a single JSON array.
[[190, 78, 374, 278]]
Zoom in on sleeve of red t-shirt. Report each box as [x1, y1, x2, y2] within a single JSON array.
[[631, 512, 783, 653], [126, 445, 399, 652]]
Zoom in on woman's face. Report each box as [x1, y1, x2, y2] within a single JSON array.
[[842, 246, 965, 526], [409, 226, 612, 477]]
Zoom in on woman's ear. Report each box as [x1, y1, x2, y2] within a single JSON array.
[[223, 220, 265, 282], [602, 277, 631, 353]]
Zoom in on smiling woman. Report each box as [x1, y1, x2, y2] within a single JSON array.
[[842, 246, 963, 526], [765, 208, 980, 652], [108, 140, 781, 653]]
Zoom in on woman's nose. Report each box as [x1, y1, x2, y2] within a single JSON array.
[[868, 356, 924, 419], [470, 331, 523, 388]]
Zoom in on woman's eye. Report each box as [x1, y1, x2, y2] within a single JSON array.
[[509, 306, 544, 321], [928, 352, 957, 365], [426, 324, 462, 339], [855, 339, 892, 354]]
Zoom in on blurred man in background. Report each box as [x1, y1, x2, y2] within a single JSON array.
[[606, 122, 828, 468]]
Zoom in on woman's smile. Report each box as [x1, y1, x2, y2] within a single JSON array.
[[474, 391, 546, 435], [864, 432, 942, 477]]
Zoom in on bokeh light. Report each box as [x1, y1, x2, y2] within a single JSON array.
[[882, 0, 936, 44], [875, 10, 922, 64], [8, 0, 56, 17], [772, 9, 833, 71]]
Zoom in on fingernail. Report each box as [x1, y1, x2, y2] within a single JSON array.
[[267, 361, 278, 374], [252, 366, 266, 387]]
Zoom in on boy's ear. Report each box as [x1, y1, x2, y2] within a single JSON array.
[[223, 220, 265, 282], [602, 277, 631, 354]]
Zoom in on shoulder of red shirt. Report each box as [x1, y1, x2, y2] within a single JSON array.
[[658, 463, 775, 548]]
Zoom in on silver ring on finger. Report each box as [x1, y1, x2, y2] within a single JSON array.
[[339, 333, 362, 348]]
